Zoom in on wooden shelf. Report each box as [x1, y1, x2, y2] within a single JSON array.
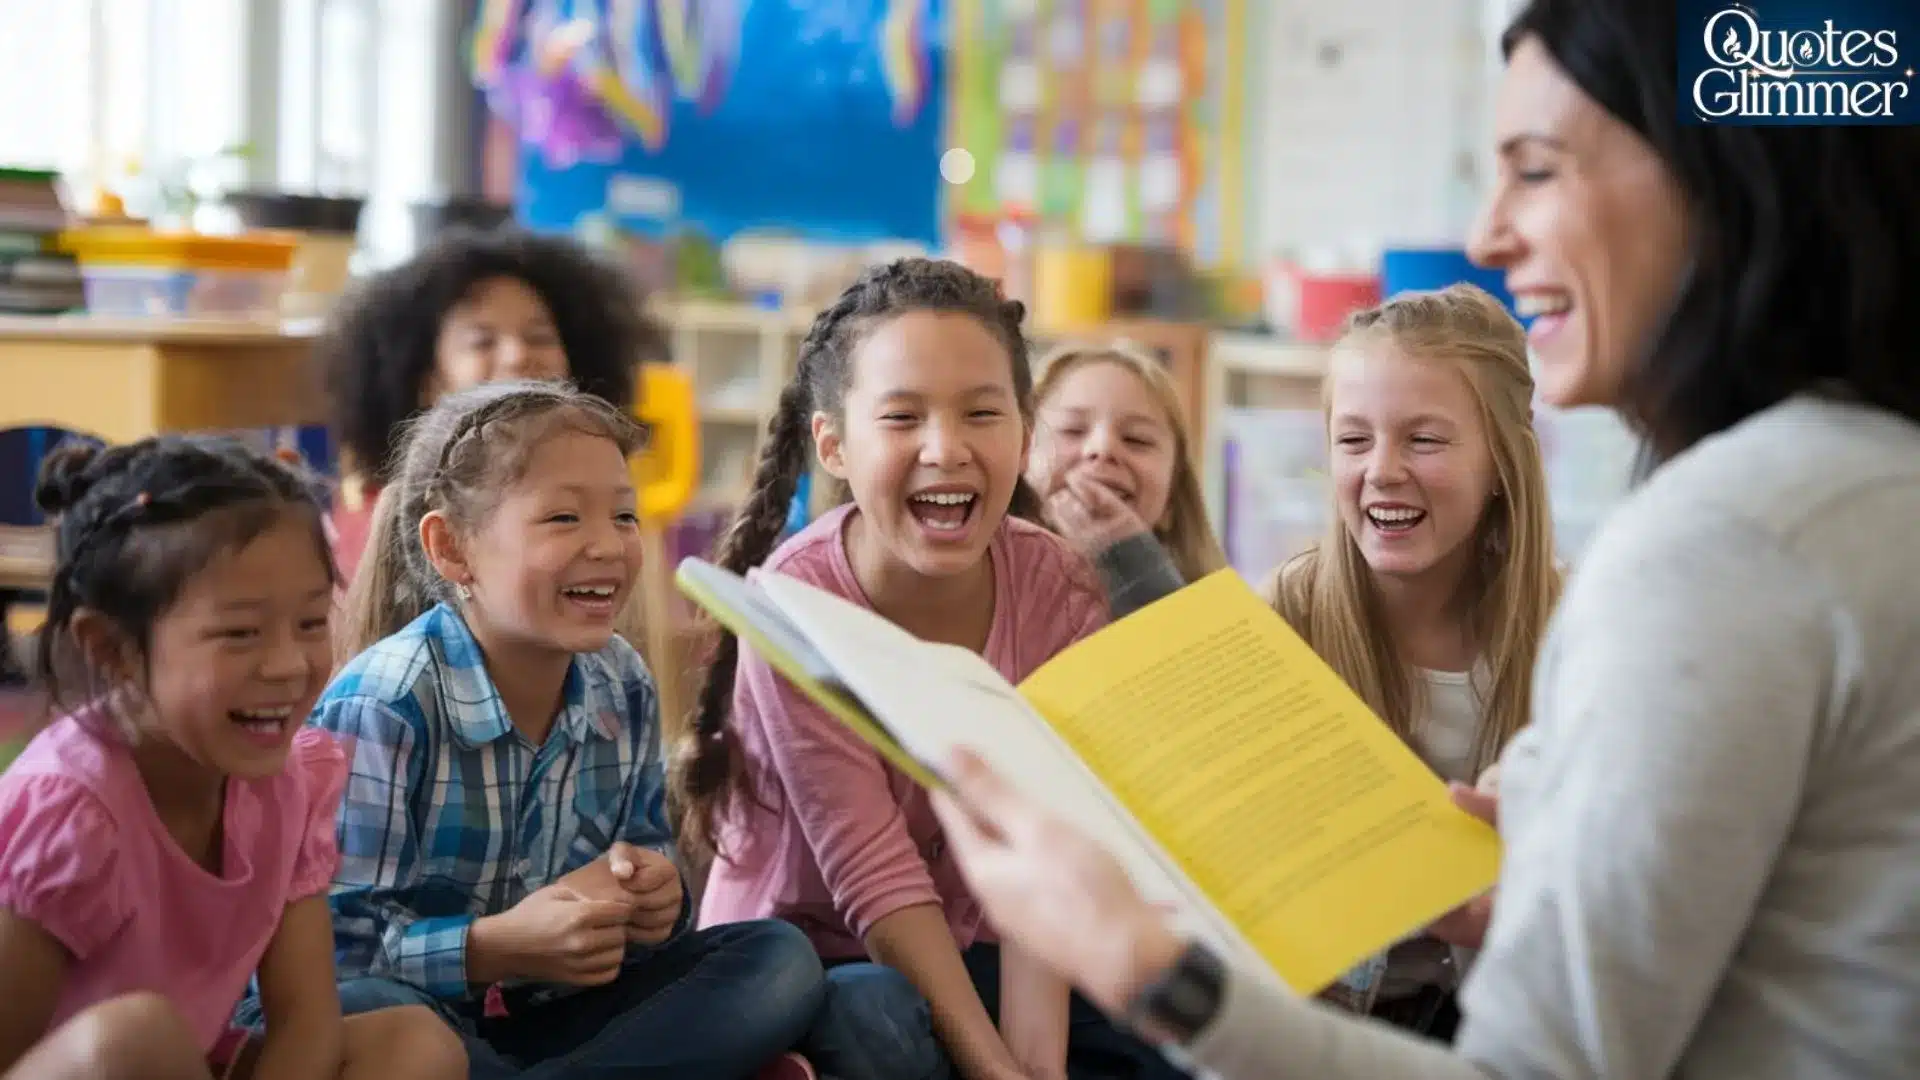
[[1201, 332, 1331, 548], [652, 299, 809, 511]]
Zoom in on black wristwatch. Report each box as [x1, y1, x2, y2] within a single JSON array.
[[1123, 938, 1227, 1047]]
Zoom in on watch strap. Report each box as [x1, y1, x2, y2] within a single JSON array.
[[1125, 938, 1227, 1046]]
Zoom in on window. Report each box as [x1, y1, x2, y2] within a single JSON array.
[[0, 0, 467, 262], [0, 0, 244, 219]]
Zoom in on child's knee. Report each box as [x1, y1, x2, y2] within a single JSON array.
[[811, 964, 945, 1080], [343, 1005, 465, 1080], [33, 993, 205, 1080], [733, 919, 829, 1004]]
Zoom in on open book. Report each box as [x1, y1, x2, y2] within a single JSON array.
[[676, 559, 1501, 996]]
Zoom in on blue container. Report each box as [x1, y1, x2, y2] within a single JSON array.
[[1380, 248, 1514, 316]]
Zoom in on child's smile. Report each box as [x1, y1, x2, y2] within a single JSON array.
[[452, 426, 643, 655], [906, 485, 981, 539], [820, 311, 1028, 581], [145, 516, 335, 779]]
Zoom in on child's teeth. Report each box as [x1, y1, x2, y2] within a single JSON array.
[[911, 492, 973, 505]]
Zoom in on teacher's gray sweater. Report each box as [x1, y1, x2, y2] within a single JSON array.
[[1184, 394, 1920, 1079]]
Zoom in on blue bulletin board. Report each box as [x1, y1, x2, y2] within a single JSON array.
[[484, 0, 948, 246]]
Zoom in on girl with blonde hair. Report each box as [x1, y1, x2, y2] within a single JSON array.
[[1270, 282, 1562, 1035], [1026, 339, 1227, 616], [1045, 284, 1562, 1036]]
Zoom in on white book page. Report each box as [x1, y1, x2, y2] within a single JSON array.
[[758, 573, 1243, 942]]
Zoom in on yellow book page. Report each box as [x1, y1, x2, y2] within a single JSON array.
[[1016, 569, 1501, 994]]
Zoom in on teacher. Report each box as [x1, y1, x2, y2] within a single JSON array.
[[931, 1, 1920, 1077]]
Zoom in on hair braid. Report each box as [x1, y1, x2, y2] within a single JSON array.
[[672, 257, 1047, 860], [676, 375, 817, 855]]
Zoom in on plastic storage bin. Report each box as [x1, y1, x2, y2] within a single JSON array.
[[57, 228, 298, 320]]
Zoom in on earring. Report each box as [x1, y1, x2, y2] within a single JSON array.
[[456, 583, 473, 602]]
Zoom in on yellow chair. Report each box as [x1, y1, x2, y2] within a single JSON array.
[[628, 363, 699, 729], [631, 363, 699, 523]]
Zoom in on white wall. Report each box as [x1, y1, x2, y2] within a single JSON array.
[[1246, 0, 1507, 263]]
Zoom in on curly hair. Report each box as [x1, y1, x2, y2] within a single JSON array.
[[674, 257, 1043, 859], [321, 227, 668, 483]]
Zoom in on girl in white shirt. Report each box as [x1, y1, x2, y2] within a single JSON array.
[[1266, 282, 1562, 1037]]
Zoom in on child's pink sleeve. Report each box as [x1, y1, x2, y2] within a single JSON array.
[[0, 777, 130, 959], [1023, 535, 1112, 655], [735, 644, 941, 939], [286, 728, 349, 899]]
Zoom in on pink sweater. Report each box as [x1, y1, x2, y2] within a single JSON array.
[[698, 503, 1108, 959]]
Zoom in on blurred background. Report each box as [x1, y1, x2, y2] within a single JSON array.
[[0, 0, 1640, 720]]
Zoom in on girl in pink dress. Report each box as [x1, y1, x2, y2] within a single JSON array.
[[0, 436, 465, 1080]]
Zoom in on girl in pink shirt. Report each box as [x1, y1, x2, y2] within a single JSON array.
[[680, 258, 1185, 1080], [0, 436, 464, 1080]]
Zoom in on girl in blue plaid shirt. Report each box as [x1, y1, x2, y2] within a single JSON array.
[[276, 380, 825, 1080]]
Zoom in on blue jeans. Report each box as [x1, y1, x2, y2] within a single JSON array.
[[242, 919, 823, 1080], [804, 944, 1188, 1080]]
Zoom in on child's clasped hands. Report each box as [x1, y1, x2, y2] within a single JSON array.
[[477, 843, 685, 988]]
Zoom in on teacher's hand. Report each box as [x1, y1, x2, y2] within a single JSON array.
[[931, 749, 1183, 1016], [1426, 780, 1501, 949]]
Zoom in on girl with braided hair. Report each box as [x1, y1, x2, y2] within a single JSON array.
[[685, 258, 1184, 1080], [0, 435, 464, 1080], [303, 380, 824, 1080]]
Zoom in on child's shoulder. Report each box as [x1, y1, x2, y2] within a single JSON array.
[[761, 503, 856, 590], [3, 713, 127, 798], [322, 607, 448, 711], [0, 715, 131, 857], [997, 516, 1106, 610]]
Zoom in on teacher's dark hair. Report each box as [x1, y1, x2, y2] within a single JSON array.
[[1504, 0, 1920, 461]]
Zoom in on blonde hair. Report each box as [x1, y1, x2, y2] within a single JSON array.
[[334, 379, 650, 663], [1267, 284, 1562, 774], [1033, 340, 1227, 583]]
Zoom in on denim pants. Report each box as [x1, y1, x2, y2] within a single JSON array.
[[240, 919, 824, 1080], [803, 942, 1189, 1080]]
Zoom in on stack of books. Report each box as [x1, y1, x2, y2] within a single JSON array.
[[0, 167, 83, 315]]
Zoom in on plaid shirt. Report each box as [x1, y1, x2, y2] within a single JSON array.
[[313, 603, 685, 1002]]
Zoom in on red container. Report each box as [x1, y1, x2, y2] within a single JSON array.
[[1265, 261, 1383, 343], [1295, 272, 1382, 343]]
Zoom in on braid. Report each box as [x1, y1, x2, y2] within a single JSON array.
[[673, 257, 1048, 858], [676, 370, 819, 856]]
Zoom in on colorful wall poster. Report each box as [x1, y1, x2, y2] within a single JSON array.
[[947, 0, 1247, 266], [485, 0, 949, 246]]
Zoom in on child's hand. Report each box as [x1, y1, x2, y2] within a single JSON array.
[[1046, 472, 1150, 557], [472, 882, 634, 986], [555, 847, 642, 906], [610, 844, 684, 945]]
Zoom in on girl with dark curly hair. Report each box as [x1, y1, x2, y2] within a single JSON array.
[[319, 227, 667, 588]]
